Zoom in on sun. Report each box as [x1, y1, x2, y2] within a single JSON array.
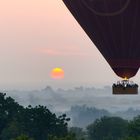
[[50, 68, 64, 79]]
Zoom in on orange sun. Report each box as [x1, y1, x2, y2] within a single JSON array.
[[50, 68, 64, 79]]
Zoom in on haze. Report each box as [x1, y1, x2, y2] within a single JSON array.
[[0, 0, 139, 90]]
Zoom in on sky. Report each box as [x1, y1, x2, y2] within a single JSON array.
[[0, 0, 139, 90]]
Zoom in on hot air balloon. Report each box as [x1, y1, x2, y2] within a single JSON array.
[[63, 0, 139, 94]]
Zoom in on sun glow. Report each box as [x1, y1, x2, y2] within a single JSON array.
[[123, 77, 128, 80], [50, 68, 64, 79]]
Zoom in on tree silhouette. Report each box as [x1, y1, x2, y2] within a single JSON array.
[[128, 116, 140, 138], [11, 134, 34, 140], [0, 93, 70, 140], [87, 116, 128, 140]]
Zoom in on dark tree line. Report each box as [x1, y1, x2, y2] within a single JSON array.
[[87, 116, 140, 140], [1, 92, 140, 140], [0, 93, 70, 140]]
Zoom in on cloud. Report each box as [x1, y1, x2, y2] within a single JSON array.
[[37, 48, 88, 56]]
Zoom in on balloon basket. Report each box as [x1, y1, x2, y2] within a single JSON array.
[[112, 80, 138, 95]]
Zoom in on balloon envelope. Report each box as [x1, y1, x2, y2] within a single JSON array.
[[63, 0, 140, 79]]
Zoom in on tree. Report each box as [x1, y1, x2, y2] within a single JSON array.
[[69, 127, 85, 140], [3, 105, 70, 140], [48, 134, 77, 140], [0, 93, 23, 140], [0, 93, 70, 140], [128, 116, 140, 138], [121, 136, 140, 140], [11, 134, 34, 140], [1, 121, 22, 140], [87, 116, 128, 140]]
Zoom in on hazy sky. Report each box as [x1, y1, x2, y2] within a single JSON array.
[[0, 0, 139, 90]]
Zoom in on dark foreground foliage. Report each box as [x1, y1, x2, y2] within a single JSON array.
[[87, 116, 128, 140], [0, 93, 70, 140], [1, 93, 140, 140], [86, 116, 140, 140]]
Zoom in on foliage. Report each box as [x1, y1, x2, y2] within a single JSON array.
[[0, 93, 70, 140], [0, 93, 23, 137], [128, 116, 140, 138], [121, 136, 140, 140], [2, 92, 140, 140], [11, 134, 34, 140], [87, 116, 128, 140], [1, 121, 22, 140], [69, 127, 86, 140], [12, 106, 69, 140], [48, 134, 78, 140]]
